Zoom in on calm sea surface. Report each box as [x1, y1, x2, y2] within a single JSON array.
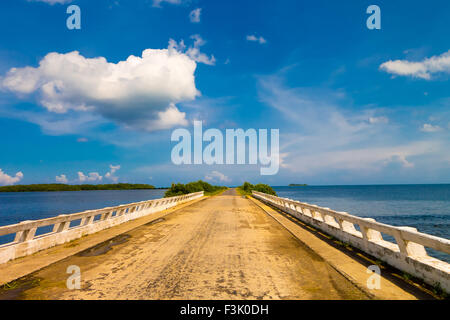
[[0, 186, 449, 262], [274, 185, 450, 262]]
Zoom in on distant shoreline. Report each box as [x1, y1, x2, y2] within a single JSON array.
[[0, 183, 164, 193]]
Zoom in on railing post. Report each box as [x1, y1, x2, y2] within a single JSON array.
[[81, 215, 95, 226], [302, 207, 312, 217], [394, 227, 428, 258], [53, 215, 70, 233], [337, 215, 359, 235], [14, 221, 37, 243], [311, 208, 324, 221], [322, 209, 339, 227], [103, 210, 113, 220], [360, 218, 383, 242]]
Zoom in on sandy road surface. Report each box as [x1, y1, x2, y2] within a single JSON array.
[[8, 189, 369, 300]]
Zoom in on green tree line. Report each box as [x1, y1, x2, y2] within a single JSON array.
[[0, 183, 156, 192], [164, 180, 227, 197], [238, 182, 277, 196]]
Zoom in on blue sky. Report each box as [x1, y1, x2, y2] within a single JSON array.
[[0, 0, 449, 187]]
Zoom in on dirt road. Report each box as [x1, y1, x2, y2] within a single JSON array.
[[8, 189, 369, 300]]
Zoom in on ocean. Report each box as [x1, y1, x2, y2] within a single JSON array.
[[274, 185, 450, 262]]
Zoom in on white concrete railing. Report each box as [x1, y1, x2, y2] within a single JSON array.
[[252, 191, 450, 293], [0, 191, 204, 265]]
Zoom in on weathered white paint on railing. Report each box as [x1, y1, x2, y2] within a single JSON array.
[[252, 191, 450, 293], [0, 192, 204, 265]]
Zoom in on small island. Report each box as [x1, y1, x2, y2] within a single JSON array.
[[0, 183, 156, 192], [289, 184, 308, 187]]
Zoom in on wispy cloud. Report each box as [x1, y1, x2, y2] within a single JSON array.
[[257, 74, 450, 179], [420, 123, 443, 133], [368, 116, 389, 124], [380, 50, 450, 80], [189, 8, 201, 23], [205, 170, 231, 183], [152, 0, 183, 8], [246, 35, 267, 44], [0, 107, 107, 136], [170, 35, 216, 65], [28, 0, 73, 4]]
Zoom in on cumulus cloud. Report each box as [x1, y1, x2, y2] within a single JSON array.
[[57, 165, 121, 184], [420, 123, 442, 133], [147, 103, 188, 130], [380, 50, 450, 80], [105, 164, 121, 183], [189, 8, 201, 23], [78, 172, 103, 183], [0, 169, 23, 186], [205, 171, 231, 183], [55, 174, 68, 183], [1, 38, 214, 131], [246, 35, 267, 44]]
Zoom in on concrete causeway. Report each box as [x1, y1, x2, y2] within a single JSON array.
[[0, 189, 442, 300]]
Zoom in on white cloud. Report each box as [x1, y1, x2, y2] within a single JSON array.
[[55, 174, 68, 183], [58, 165, 121, 184], [78, 172, 103, 183], [1, 38, 215, 131], [189, 8, 201, 23], [146, 103, 188, 130], [0, 169, 23, 186], [205, 171, 231, 183], [380, 50, 450, 80], [29, 0, 73, 4], [368, 116, 389, 124], [420, 123, 442, 133], [152, 0, 183, 7], [170, 35, 216, 66], [77, 137, 88, 143], [246, 35, 267, 44], [105, 164, 121, 183]]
